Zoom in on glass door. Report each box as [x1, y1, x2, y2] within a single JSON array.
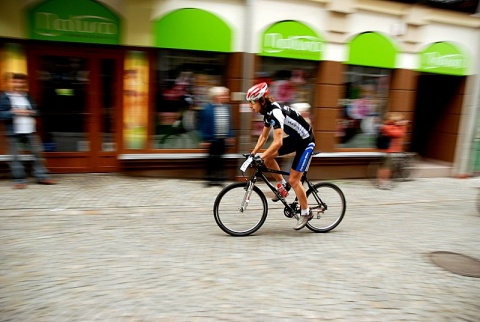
[[39, 56, 89, 153], [33, 49, 120, 172]]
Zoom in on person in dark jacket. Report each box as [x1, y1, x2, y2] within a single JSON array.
[[0, 73, 56, 189], [198, 86, 235, 186]]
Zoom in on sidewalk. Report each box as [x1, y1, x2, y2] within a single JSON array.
[[0, 174, 479, 321]]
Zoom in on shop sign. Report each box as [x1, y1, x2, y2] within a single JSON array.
[[27, 0, 121, 45], [347, 32, 398, 69], [260, 21, 324, 61], [154, 8, 232, 52], [418, 42, 468, 76]]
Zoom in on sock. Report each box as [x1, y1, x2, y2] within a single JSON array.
[[301, 208, 310, 216]]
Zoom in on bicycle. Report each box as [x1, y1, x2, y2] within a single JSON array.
[[213, 153, 346, 236], [368, 152, 419, 187]]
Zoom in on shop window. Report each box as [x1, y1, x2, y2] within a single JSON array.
[[253, 57, 317, 145], [154, 49, 227, 149], [337, 66, 390, 148], [124, 51, 149, 149]]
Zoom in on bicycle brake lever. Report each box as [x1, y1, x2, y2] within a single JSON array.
[[240, 155, 253, 172]]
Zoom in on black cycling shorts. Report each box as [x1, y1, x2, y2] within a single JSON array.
[[278, 135, 315, 172]]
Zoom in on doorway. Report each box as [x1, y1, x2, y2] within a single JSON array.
[[29, 46, 122, 173], [411, 73, 465, 162]]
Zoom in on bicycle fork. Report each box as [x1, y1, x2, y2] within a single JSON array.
[[239, 179, 256, 212]]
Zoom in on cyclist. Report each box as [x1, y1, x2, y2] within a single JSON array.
[[246, 82, 315, 230]]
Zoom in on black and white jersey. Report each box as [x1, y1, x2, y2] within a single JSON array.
[[263, 102, 312, 140]]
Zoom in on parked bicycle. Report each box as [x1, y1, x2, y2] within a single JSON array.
[[213, 153, 346, 236], [368, 152, 419, 187]]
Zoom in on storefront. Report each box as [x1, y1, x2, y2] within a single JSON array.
[[252, 20, 324, 145], [150, 8, 234, 150], [338, 31, 400, 150], [116, 7, 242, 178], [1, 3, 240, 176], [1, 0, 123, 173], [412, 41, 469, 162], [0, 0, 478, 179]]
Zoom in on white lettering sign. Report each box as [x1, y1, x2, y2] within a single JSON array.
[[263, 33, 324, 53], [35, 12, 117, 37], [423, 52, 466, 70]]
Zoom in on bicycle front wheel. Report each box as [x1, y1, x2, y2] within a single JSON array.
[[306, 182, 346, 233], [213, 182, 268, 236]]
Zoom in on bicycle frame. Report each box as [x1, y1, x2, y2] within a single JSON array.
[[241, 162, 326, 218], [214, 153, 346, 236]]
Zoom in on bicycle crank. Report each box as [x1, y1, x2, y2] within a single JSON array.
[[283, 203, 298, 218]]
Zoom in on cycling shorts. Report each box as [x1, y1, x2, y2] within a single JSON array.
[[278, 135, 315, 172]]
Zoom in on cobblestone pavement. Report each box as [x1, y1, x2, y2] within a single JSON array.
[[0, 174, 479, 321]]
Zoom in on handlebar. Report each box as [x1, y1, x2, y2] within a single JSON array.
[[240, 153, 264, 172]]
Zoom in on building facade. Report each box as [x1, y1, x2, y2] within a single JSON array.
[[0, 0, 479, 179]]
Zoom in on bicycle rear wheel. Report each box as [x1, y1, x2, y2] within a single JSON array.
[[306, 182, 346, 233], [213, 182, 268, 236], [396, 153, 419, 182]]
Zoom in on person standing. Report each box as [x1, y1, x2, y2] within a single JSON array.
[[246, 82, 315, 230], [376, 112, 408, 189], [0, 73, 56, 189], [198, 86, 235, 186]]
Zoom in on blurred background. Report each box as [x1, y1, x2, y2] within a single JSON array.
[[0, 0, 479, 180]]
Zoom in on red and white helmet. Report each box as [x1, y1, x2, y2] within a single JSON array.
[[246, 82, 269, 102]]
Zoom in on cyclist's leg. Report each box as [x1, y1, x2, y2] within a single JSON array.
[[289, 142, 315, 211], [266, 136, 296, 182], [262, 150, 283, 182]]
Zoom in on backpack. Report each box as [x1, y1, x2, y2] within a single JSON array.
[[375, 128, 391, 150]]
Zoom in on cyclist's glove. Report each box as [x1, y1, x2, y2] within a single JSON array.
[[253, 155, 264, 167]]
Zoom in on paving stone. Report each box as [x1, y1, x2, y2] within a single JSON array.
[[0, 174, 479, 321]]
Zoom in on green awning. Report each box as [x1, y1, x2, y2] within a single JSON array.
[[259, 20, 325, 61], [347, 32, 398, 68], [417, 42, 469, 76], [153, 8, 232, 52], [26, 0, 121, 45]]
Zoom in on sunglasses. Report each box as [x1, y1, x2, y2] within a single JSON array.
[[248, 100, 257, 105]]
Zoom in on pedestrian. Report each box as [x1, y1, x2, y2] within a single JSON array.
[[376, 112, 408, 189], [0, 73, 56, 189], [198, 86, 235, 186], [246, 82, 315, 230]]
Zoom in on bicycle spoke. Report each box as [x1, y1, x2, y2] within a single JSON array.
[[213, 182, 268, 236], [306, 183, 346, 233]]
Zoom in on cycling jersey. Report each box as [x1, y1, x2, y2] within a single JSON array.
[[263, 102, 312, 140], [263, 102, 315, 172]]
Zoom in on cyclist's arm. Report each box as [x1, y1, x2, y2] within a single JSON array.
[[261, 128, 283, 160], [251, 126, 271, 155]]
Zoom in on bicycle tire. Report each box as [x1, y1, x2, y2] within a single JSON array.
[[397, 153, 419, 182], [213, 182, 268, 236], [306, 182, 346, 233]]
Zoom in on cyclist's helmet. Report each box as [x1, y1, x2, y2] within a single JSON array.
[[246, 82, 269, 102]]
